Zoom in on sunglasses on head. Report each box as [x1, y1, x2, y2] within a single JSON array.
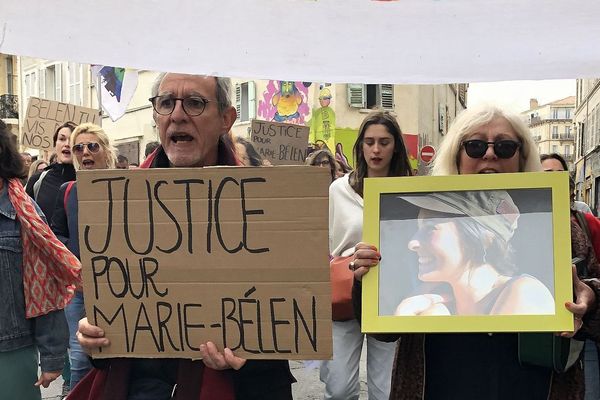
[[462, 139, 521, 159], [73, 142, 101, 155]]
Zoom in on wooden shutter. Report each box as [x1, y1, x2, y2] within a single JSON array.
[[38, 68, 46, 99], [248, 81, 256, 120], [379, 84, 394, 109], [235, 83, 241, 121], [55, 64, 62, 101], [347, 84, 366, 108]]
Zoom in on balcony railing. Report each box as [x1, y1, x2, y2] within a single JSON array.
[[0, 94, 18, 119]]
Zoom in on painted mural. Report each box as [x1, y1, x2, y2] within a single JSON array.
[[257, 80, 310, 124], [331, 128, 356, 170], [309, 85, 336, 153]]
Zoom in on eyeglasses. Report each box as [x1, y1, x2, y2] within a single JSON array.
[[148, 95, 215, 116], [315, 159, 331, 166], [462, 139, 521, 159], [73, 142, 101, 155]]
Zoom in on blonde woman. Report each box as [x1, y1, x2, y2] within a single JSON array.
[[352, 105, 596, 400], [50, 123, 116, 390]]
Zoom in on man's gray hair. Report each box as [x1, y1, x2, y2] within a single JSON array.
[[150, 72, 232, 114]]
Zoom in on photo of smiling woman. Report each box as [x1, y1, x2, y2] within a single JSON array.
[[386, 190, 555, 316]]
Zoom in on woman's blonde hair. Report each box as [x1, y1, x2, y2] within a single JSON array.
[[70, 123, 117, 170], [28, 159, 48, 178], [430, 105, 542, 176]]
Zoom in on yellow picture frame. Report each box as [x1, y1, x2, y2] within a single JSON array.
[[362, 172, 573, 333]]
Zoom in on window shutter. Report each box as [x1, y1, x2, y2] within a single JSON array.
[[55, 64, 62, 101], [38, 68, 46, 99], [379, 84, 394, 109], [235, 83, 241, 121], [248, 81, 256, 120], [347, 84, 365, 108]]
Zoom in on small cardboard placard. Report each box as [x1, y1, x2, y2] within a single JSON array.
[[22, 97, 101, 150], [250, 119, 309, 165], [77, 166, 332, 359], [362, 172, 573, 333]]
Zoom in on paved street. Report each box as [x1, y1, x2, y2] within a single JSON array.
[[41, 345, 369, 399], [40, 374, 64, 400]]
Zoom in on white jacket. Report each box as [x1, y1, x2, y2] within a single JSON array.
[[329, 174, 364, 257]]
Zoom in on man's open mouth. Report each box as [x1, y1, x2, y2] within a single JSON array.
[[171, 134, 193, 143]]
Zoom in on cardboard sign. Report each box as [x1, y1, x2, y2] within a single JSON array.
[[22, 97, 101, 150], [362, 172, 573, 333], [250, 120, 309, 165], [77, 166, 332, 359]]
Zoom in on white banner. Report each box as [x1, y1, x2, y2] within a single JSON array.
[[2, 0, 600, 83]]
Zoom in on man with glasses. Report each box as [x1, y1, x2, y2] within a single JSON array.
[[76, 73, 295, 400]]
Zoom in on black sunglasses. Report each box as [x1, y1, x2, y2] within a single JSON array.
[[73, 142, 101, 155], [462, 139, 521, 159]]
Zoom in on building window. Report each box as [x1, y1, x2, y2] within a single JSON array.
[[578, 123, 585, 157], [565, 145, 571, 155], [348, 84, 394, 110], [42, 64, 62, 101], [565, 125, 571, 136], [552, 145, 558, 153], [565, 108, 571, 119], [6, 57, 14, 95], [68, 62, 82, 105], [590, 112, 596, 152], [552, 109, 559, 119], [24, 70, 38, 100], [115, 139, 141, 166], [596, 106, 600, 144], [552, 126, 559, 139], [235, 81, 256, 123]]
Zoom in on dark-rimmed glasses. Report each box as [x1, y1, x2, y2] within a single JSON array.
[[72, 142, 101, 155], [462, 139, 521, 159], [149, 95, 215, 116]]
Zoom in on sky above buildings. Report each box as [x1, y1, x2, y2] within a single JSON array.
[[467, 79, 576, 114]]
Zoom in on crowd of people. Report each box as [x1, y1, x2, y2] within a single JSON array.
[[2, 72, 600, 400]]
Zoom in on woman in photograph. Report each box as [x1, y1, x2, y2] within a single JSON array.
[[351, 105, 598, 399], [395, 190, 554, 316], [50, 123, 117, 390], [322, 112, 412, 400]]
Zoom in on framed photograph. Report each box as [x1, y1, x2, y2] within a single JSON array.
[[362, 172, 573, 333]]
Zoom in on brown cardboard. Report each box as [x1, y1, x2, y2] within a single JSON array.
[[77, 166, 332, 360], [22, 97, 101, 150], [250, 119, 309, 165]]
